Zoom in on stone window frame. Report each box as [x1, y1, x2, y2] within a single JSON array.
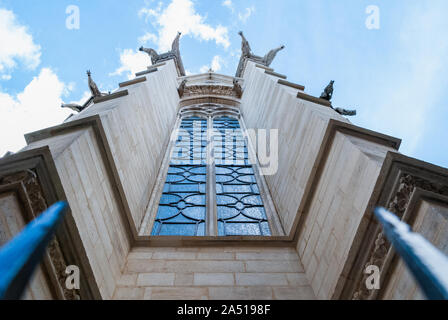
[[140, 103, 283, 236]]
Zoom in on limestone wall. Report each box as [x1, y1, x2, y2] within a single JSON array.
[[100, 63, 179, 231], [28, 128, 131, 299], [296, 132, 395, 299], [0, 193, 53, 300], [71, 61, 179, 232], [114, 246, 315, 300], [240, 61, 350, 235]]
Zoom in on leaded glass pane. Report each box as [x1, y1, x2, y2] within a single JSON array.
[[213, 116, 271, 236], [152, 117, 207, 236]]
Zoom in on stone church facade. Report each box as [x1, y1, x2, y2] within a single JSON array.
[[1, 34, 447, 300]]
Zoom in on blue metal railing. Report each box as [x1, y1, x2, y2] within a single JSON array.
[[1, 203, 447, 300], [375, 207, 448, 300], [0, 202, 68, 300]]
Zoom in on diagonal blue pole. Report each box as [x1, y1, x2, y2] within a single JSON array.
[[0, 202, 68, 300], [375, 207, 448, 300]]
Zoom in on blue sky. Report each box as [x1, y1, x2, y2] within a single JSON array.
[[0, 0, 447, 168]]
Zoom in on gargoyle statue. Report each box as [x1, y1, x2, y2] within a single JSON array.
[[333, 107, 357, 116], [238, 31, 285, 67], [87, 70, 105, 98], [140, 32, 182, 65], [61, 70, 105, 113], [61, 103, 86, 113], [233, 79, 243, 98], [319, 80, 356, 116], [320, 80, 334, 101], [177, 79, 187, 98]]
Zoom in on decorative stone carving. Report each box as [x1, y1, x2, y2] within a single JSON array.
[[316, 80, 357, 116], [333, 107, 357, 116], [61, 70, 107, 113], [352, 174, 448, 300], [233, 79, 243, 98], [235, 31, 285, 77], [177, 79, 187, 98], [181, 85, 240, 98], [320, 80, 334, 101], [0, 170, 80, 300], [140, 32, 186, 76], [61, 103, 86, 113]]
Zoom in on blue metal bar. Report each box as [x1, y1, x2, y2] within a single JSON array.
[[0, 202, 68, 300], [374, 207, 448, 300]]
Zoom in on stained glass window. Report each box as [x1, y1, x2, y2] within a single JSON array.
[[151, 117, 207, 236], [152, 112, 272, 236], [213, 117, 271, 236]]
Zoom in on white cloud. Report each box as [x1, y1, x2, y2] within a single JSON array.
[[72, 90, 91, 106], [222, 0, 234, 12], [238, 6, 255, 23], [0, 8, 41, 76], [211, 55, 223, 72], [139, 0, 230, 51], [199, 65, 209, 73], [138, 32, 158, 45], [110, 49, 150, 80], [199, 55, 224, 73], [0, 68, 73, 155]]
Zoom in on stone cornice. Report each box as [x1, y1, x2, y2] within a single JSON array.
[[92, 90, 128, 104], [278, 79, 305, 91], [297, 91, 332, 107], [265, 70, 287, 79], [119, 77, 147, 88]]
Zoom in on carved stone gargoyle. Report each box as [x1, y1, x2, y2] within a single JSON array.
[[236, 31, 285, 77], [233, 79, 243, 99], [61, 70, 105, 113], [139, 32, 186, 76], [177, 79, 187, 98], [333, 107, 357, 116], [319, 80, 357, 116], [320, 80, 334, 101]]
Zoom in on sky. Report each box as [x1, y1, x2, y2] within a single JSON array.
[[0, 0, 447, 168]]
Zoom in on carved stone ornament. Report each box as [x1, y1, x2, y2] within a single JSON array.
[[140, 32, 186, 76], [0, 170, 80, 300], [181, 84, 240, 98], [352, 174, 448, 300], [61, 70, 107, 113], [235, 31, 285, 77]]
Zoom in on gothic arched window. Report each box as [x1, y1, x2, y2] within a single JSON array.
[[150, 105, 277, 237]]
